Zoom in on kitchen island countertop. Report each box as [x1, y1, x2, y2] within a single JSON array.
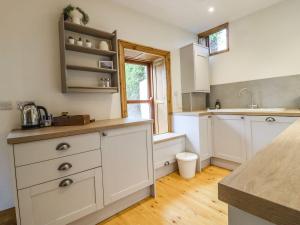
[[218, 118, 300, 225]]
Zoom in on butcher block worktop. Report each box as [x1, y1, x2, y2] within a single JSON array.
[[219, 119, 300, 225], [173, 108, 300, 117], [7, 118, 152, 144]]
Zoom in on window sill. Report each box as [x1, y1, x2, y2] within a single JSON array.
[[209, 48, 229, 56], [153, 132, 185, 144]]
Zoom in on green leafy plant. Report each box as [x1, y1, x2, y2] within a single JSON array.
[[63, 4, 89, 25]]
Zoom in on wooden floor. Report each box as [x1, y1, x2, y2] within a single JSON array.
[[99, 166, 230, 225]]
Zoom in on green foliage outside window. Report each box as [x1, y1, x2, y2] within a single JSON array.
[[125, 63, 147, 100]]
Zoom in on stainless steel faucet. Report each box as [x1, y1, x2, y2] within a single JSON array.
[[238, 88, 258, 109]]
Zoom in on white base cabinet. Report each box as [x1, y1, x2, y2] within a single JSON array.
[[246, 116, 298, 158], [154, 136, 185, 170], [212, 115, 247, 163], [101, 125, 154, 206], [173, 115, 212, 171], [174, 114, 298, 167], [9, 123, 154, 225], [18, 168, 103, 225]]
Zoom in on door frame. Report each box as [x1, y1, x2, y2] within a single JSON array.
[[118, 40, 172, 132]]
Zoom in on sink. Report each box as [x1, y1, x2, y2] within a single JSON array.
[[208, 108, 286, 113]]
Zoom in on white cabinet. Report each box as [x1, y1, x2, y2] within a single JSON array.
[[212, 115, 247, 163], [18, 168, 103, 225], [101, 124, 154, 205], [9, 121, 155, 225], [246, 116, 298, 158], [180, 43, 210, 93], [154, 136, 185, 169], [173, 115, 212, 171]]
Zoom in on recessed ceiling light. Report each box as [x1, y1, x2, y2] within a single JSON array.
[[208, 7, 215, 13]]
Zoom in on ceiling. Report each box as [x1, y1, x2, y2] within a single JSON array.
[[111, 0, 285, 33]]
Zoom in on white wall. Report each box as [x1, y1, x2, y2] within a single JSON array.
[[210, 0, 300, 85], [0, 0, 195, 210]]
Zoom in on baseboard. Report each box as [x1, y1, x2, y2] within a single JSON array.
[[0, 207, 16, 225], [211, 157, 240, 170]]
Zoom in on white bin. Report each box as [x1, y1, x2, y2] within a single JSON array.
[[176, 152, 198, 179]]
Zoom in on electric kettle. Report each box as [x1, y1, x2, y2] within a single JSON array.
[[19, 102, 49, 129]]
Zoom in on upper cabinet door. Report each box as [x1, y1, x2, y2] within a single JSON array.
[[101, 124, 154, 206], [180, 43, 210, 93], [194, 53, 210, 92], [212, 115, 247, 163]]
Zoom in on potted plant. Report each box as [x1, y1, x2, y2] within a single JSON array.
[[63, 5, 89, 25]]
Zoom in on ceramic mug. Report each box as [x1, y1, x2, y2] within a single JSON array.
[[99, 41, 110, 51]]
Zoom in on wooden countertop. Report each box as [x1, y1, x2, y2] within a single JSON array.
[[218, 119, 300, 225], [7, 118, 152, 144], [173, 109, 300, 117]]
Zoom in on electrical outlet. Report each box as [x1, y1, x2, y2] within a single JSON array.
[[0, 101, 13, 110]]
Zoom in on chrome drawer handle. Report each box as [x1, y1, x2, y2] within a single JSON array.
[[266, 117, 276, 122], [58, 162, 72, 171], [59, 178, 73, 187], [56, 143, 71, 151]]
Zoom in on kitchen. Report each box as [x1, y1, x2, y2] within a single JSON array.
[[1, 0, 300, 225]]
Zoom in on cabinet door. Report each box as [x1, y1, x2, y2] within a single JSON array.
[[18, 168, 103, 225], [199, 116, 212, 161], [246, 116, 298, 158], [194, 45, 210, 92], [101, 124, 154, 205], [212, 115, 247, 163]]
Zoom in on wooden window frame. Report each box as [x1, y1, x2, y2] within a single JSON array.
[[118, 40, 173, 132], [198, 23, 229, 56]]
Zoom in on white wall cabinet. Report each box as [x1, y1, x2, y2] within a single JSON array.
[[101, 125, 154, 206], [212, 115, 247, 163], [246, 116, 298, 158], [180, 43, 210, 93], [173, 115, 212, 171]]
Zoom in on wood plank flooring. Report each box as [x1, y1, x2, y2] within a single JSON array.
[[99, 166, 230, 225]]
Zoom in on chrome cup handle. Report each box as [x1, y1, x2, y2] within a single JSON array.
[[58, 162, 72, 171], [56, 143, 71, 151], [59, 178, 73, 187]]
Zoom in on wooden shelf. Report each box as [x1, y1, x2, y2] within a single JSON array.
[[59, 16, 119, 94], [64, 21, 115, 39], [67, 86, 118, 93], [65, 44, 116, 56], [67, 65, 117, 74]]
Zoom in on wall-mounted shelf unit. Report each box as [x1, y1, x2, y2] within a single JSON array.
[[59, 17, 119, 93]]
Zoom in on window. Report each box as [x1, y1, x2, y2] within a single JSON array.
[[125, 62, 153, 120], [198, 23, 229, 55], [118, 40, 172, 135]]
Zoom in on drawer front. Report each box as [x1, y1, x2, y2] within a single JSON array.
[[154, 137, 185, 169], [18, 168, 103, 225], [16, 150, 101, 189], [14, 132, 100, 166]]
